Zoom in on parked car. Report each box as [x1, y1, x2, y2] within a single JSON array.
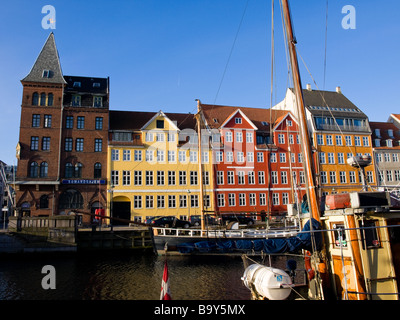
[[189, 215, 219, 227], [144, 216, 161, 224], [218, 214, 255, 226], [150, 216, 191, 229]]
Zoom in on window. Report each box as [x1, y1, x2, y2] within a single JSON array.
[[339, 171, 347, 184], [77, 116, 85, 129], [349, 171, 356, 183], [328, 153, 335, 164], [336, 135, 342, 146], [146, 150, 154, 162], [167, 133, 175, 142], [134, 150, 142, 162], [29, 162, 39, 178], [271, 171, 278, 184], [123, 171, 131, 185], [282, 193, 289, 205], [42, 137, 50, 151], [30, 136, 39, 150], [134, 196, 142, 209], [47, 93, 53, 106], [93, 96, 103, 108], [249, 193, 256, 206], [123, 150, 131, 161], [44, 115, 52, 128], [76, 138, 84, 152], [74, 163, 82, 178], [73, 81, 81, 88], [289, 134, 294, 145], [363, 136, 369, 146], [272, 193, 279, 205], [259, 193, 266, 206], [279, 153, 286, 163], [72, 95, 81, 107], [257, 152, 264, 162], [329, 171, 337, 184], [156, 133, 164, 142], [204, 195, 210, 208], [157, 195, 165, 208], [190, 195, 199, 208], [179, 171, 186, 185], [156, 120, 164, 129], [386, 170, 393, 182], [228, 193, 235, 206], [201, 152, 209, 164], [111, 170, 119, 186], [319, 152, 326, 164], [332, 223, 347, 248], [65, 163, 74, 179], [32, 92, 39, 105], [168, 171, 175, 185], [190, 171, 198, 185], [226, 151, 233, 162], [236, 131, 243, 142], [299, 171, 305, 184], [190, 151, 198, 163], [40, 93, 46, 106], [258, 171, 265, 184], [66, 116, 73, 129], [59, 189, 84, 209], [338, 153, 345, 164], [239, 193, 246, 206], [354, 136, 361, 146], [227, 171, 235, 184], [278, 134, 285, 144], [270, 153, 276, 163], [157, 171, 164, 185], [320, 172, 327, 184], [246, 132, 253, 143], [157, 150, 165, 162], [179, 150, 187, 163], [237, 152, 244, 162], [238, 171, 245, 184], [225, 131, 232, 142], [360, 220, 381, 249], [39, 195, 49, 209], [145, 132, 153, 142], [94, 139, 102, 152], [32, 114, 40, 127], [217, 171, 224, 185], [146, 196, 154, 209], [387, 139, 393, 147], [247, 152, 254, 163], [168, 150, 176, 162], [111, 149, 119, 161], [217, 194, 225, 207], [145, 171, 153, 185], [235, 117, 242, 124], [248, 171, 255, 184], [179, 195, 187, 208], [94, 163, 102, 178], [317, 134, 324, 145], [326, 135, 333, 145], [345, 136, 352, 146], [203, 171, 210, 185], [393, 154, 399, 162], [134, 171, 142, 185], [40, 162, 48, 178], [281, 171, 288, 184]]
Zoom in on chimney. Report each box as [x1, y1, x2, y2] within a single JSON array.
[[336, 86, 342, 94], [306, 83, 312, 91]]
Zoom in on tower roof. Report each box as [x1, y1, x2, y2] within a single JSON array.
[[22, 32, 66, 84]]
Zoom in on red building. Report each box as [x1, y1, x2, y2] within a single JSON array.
[[201, 103, 305, 219]]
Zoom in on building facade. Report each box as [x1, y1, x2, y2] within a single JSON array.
[[14, 33, 109, 224], [273, 86, 376, 195], [108, 110, 215, 224]]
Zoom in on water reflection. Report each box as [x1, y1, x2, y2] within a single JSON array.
[[0, 252, 252, 300]]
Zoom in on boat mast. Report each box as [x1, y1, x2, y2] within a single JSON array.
[[281, 0, 320, 222], [195, 99, 206, 231]]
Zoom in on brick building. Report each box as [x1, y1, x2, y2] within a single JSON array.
[[14, 33, 109, 224]]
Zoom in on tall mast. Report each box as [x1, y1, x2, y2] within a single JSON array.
[[281, 0, 320, 221], [195, 99, 206, 231]]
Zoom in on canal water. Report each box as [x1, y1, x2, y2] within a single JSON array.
[[0, 251, 305, 300]]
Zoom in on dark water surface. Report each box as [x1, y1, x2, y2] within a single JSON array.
[[0, 251, 255, 300]]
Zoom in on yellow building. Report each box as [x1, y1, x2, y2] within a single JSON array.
[[273, 86, 377, 195], [107, 110, 214, 224]]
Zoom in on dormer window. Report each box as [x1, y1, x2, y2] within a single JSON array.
[[387, 139, 393, 147], [93, 96, 102, 108], [93, 82, 100, 88], [73, 82, 81, 88], [42, 70, 51, 78], [72, 95, 81, 107], [388, 129, 394, 138], [375, 139, 381, 147], [213, 118, 218, 123], [375, 129, 381, 137], [262, 121, 268, 126]]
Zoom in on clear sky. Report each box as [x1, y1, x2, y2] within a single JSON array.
[[0, 0, 399, 165]]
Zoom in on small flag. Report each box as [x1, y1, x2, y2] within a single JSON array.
[[160, 260, 171, 300]]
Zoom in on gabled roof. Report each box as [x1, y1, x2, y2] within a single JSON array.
[[200, 103, 288, 131], [21, 33, 66, 84], [109, 110, 196, 131], [369, 121, 400, 148], [141, 110, 180, 131], [219, 109, 258, 130]]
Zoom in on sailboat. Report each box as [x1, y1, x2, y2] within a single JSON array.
[[241, 0, 400, 300]]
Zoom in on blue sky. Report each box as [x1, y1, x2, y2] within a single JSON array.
[[0, 0, 399, 165]]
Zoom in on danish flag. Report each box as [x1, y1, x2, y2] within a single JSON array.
[[160, 260, 171, 300]]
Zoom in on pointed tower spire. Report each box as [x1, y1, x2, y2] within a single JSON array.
[[22, 32, 66, 84]]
